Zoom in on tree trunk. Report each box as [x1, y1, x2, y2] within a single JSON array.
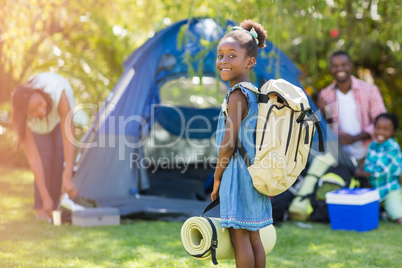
[[0, 53, 18, 104]]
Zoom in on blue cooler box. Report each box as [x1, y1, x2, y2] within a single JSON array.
[[325, 188, 380, 232]]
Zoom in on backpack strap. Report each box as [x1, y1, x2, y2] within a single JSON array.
[[258, 78, 268, 91], [222, 83, 256, 167], [297, 103, 324, 153], [235, 137, 252, 167], [221, 82, 258, 119], [200, 198, 220, 215], [238, 82, 259, 94], [221, 106, 252, 169], [307, 110, 325, 152]]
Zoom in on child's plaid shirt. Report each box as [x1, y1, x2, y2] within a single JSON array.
[[364, 138, 402, 201]]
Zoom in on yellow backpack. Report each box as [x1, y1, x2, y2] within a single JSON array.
[[222, 79, 324, 196]]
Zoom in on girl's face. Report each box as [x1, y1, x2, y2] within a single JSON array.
[[216, 37, 255, 87], [27, 92, 47, 119], [374, 117, 395, 144]]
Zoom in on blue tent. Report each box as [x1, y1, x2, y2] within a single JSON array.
[[73, 18, 350, 219]]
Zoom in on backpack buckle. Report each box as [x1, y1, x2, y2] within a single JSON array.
[[296, 110, 307, 123]]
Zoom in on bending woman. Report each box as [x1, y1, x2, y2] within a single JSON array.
[[11, 72, 78, 220]]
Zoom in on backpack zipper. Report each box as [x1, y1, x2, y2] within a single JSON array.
[[259, 104, 285, 151], [259, 105, 275, 151], [306, 124, 315, 158], [294, 122, 303, 162], [284, 110, 294, 155], [303, 121, 309, 144]]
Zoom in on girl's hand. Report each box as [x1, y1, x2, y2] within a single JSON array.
[[355, 168, 371, 178], [211, 180, 221, 201]]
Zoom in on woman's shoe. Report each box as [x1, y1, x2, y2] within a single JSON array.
[[35, 209, 52, 223]]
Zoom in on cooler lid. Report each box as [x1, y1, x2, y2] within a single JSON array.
[[72, 207, 120, 218], [325, 188, 380, 205]]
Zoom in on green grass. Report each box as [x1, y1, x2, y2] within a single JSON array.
[[0, 165, 401, 268]]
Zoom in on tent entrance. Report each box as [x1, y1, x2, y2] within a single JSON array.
[[143, 119, 217, 201], [146, 163, 215, 200], [143, 76, 226, 200]]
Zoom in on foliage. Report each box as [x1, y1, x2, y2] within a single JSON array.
[[1, 1, 401, 103], [1, 165, 402, 267], [0, 128, 27, 168], [1, 0, 401, 150]]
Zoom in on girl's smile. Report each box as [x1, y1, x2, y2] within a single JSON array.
[[216, 37, 255, 87], [374, 117, 395, 144]]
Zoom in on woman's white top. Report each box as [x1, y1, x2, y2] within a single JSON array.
[[27, 72, 75, 134]]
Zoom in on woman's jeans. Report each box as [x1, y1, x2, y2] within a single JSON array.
[[32, 124, 64, 210]]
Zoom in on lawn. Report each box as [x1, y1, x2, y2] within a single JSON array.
[[0, 165, 401, 268]]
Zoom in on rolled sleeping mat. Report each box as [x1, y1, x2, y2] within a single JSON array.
[[289, 152, 336, 220], [181, 216, 276, 263]]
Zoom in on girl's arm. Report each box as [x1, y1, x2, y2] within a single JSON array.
[[22, 126, 54, 215], [58, 91, 78, 199], [211, 89, 248, 201]]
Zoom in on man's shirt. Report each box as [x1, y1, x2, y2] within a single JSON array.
[[319, 75, 386, 149]]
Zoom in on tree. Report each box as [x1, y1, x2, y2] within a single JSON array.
[[1, 0, 401, 117]]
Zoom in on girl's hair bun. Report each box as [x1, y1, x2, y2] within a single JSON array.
[[239, 20, 267, 49]]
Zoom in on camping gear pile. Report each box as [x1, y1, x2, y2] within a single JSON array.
[[272, 152, 363, 225]]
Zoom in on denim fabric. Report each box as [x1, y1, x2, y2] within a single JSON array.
[[32, 124, 64, 209], [216, 84, 273, 231]]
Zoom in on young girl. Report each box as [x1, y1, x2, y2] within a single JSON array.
[[356, 113, 402, 224], [211, 20, 272, 268], [11, 72, 78, 221]]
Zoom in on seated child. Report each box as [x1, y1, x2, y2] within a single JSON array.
[[355, 113, 402, 223]]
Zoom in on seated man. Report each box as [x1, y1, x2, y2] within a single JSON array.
[[317, 51, 386, 165]]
